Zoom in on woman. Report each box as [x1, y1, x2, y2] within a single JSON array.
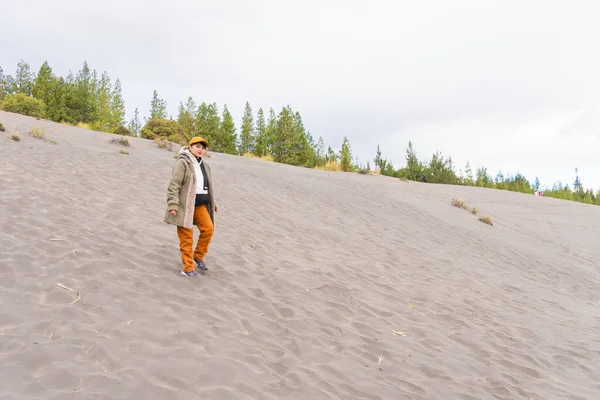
[[164, 136, 218, 277]]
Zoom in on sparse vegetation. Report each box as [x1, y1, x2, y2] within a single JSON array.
[[29, 127, 44, 139], [452, 198, 493, 226], [110, 136, 129, 146], [0, 122, 5, 131], [452, 198, 469, 211], [243, 152, 274, 162], [315, 161, 341, 172], [11, 133, 20, 141], [50, 140, 58, 145], [155, 138, 173, 151], [479, 215, 493, 226], [119, 150, 129, 155], [76, 122, 91, 130]]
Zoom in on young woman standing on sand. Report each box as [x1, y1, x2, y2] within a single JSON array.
[[164, 136, 218, 277]]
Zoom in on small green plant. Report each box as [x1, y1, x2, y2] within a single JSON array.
[[29, 127, 45, 139], [119, 150, 129, 155], [49, 140, 58, 145], [479, 215, 493, 226], [0, 122, 5, 132], [12, 133, 20, 141], [470, 207, 479, 215], [110, 136, 130, 146]]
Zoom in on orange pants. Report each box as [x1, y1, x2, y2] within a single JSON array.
[[176, 205, 214, 272]]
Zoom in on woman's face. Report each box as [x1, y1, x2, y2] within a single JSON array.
[[190, 143, 205, 157]]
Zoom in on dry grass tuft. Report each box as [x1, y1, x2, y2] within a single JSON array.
[[76, 122, 91, 130], [12, 133, 20, 141], [119, 150, 129, 155], [29, 127, 45, 139], [243, 152, 274, 162], [110, 136, 130, 146], [314, 161, 341, 172], [0, 122, 5, 132], [452, 198, 469, 210], [479, 215, 493, 226], [155, 138, 173, 151], [452, 198, 493, 226]]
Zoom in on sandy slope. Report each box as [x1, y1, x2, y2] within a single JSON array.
[[1, 110, 599, 400]]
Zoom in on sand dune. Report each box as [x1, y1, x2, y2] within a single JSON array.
[[1, 110, 599, 399]]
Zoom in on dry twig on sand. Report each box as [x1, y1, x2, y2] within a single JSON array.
[[392, 330, 407, 337], [50, 236, 67, 241], [306, 284, 329, 291], [377, 354, 384, 370], [57, 283, 81, 304]]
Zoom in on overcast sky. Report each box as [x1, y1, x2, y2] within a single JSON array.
[[2, 0, 599, 190]]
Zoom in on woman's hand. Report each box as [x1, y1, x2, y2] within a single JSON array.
[[170, 210, 177, 216]]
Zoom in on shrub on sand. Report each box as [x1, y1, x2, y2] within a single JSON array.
[[12, 133, 20, 141], [155, 138, 173, 151], [479, 215, 493, 226], [113, 126, 133, 136], [0, 122, 5, 132], [110, 136, 130, 146], [119, 150, 129, 155], [0, 93, 45, 118], [29, 127, 44, 139], [451, 198, 469, 210]]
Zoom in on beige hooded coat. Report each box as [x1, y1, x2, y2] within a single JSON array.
[[163, 146, 216, 229]]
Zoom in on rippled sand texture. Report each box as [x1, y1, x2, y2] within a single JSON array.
[[1, 110, 600, 400]]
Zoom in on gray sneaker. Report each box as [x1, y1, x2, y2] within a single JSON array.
[[194, 259, 209, 271], [181, 270, 200, 277]]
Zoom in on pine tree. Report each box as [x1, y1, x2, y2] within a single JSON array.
[[149, 90, 168, 120], [177, 96, 197, 138], [14, 59, 34, 96], [0, 66, 7, 100], [339, 136, 353, 172], [74, 61, 94, 123], [61, 72, 78, 123], [254, 107, 267, 156], [374, 144, 383, 170], [463, 162, 474, 186], [204, 103, 221, 147], [265, 108, 277, 155], [44, 76, 67, 122], [315, 137, 326, 166], [110, 78, 126, 130], [195, 102, 209, 138], [239, 101, 255, 155], [400, 141, 423, 180], [90, 69, 99, 123], [32, 61, 54, 109], [271, 106, 296, 164], [292, 111, 312, 167], [128, 108, 142, 136], [97, 72, 112, 131], [218, 105, 238, 154]]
